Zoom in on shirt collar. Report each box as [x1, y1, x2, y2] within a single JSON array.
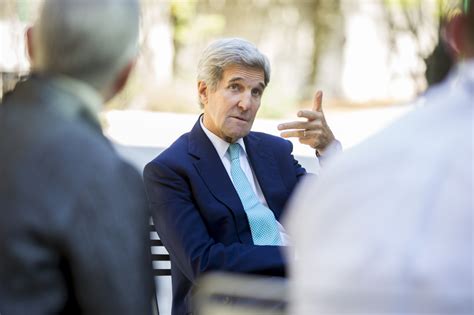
[[445, 59, 474, 96], [199, 115, 247, 159], [457, 59, 474, 84]]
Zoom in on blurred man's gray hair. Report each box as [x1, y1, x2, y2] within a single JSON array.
[[32, 0, 139, 91], [197, 38, 271, 94]]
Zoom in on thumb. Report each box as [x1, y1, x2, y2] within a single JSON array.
[[313, 90, 323, 112]]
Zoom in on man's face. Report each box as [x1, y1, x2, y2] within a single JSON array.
[[200, 64, 265, 143]]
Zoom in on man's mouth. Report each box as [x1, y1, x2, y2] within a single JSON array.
[[230, 116, 248, 122]]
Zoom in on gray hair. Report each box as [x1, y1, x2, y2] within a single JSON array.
[[32, 0, 139, 91], [197, 38, 271, 92]]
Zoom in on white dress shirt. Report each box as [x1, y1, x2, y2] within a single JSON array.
[[286, 60, 474, 314], [200, 118, 292, 245]]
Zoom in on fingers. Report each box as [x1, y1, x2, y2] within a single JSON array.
[[299, 136, 323, 148], [280, 129, 304, 139], [297, 109, 322, 120], [280, 129, 321, 139], [313, 90, 323, 112], [278, 113, 323, 131], [278, 89, 326, 142], [278, 120, 323, 133], [280, 129, 327, 151], [278, 121, 305, 131]]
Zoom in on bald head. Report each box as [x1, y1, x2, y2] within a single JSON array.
[[30, 0, 139, 94]]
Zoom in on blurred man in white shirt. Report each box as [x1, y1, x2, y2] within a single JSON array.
[[286, 1, 473, 314]]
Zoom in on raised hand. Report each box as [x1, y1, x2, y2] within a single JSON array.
[[278, 90, 335, 153]]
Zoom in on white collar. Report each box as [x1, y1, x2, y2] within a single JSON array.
[[456, 59, 474, 83], [199, 115, 247, 159], [445, 59, 474, 96]]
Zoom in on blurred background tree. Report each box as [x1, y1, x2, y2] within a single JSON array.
[[1, 0, 461, 117], [382, 0, 458, 93]]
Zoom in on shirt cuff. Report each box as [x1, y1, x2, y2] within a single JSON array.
[[316, 139, 342, 166]]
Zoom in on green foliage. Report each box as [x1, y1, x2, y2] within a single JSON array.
[[16, 0, 33, 22], [192, 14, 225, 38], [171, 0, 225, 44], [170, 0, 197, 44], [383, 0, 461, 18]]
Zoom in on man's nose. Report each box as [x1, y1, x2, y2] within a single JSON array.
[[238, 91, 253, 111]]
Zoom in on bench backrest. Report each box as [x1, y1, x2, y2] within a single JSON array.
[[150, 224, 171, 276]]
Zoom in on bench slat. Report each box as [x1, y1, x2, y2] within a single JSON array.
[[150, 223, 172, 277], [153, 269, 172, 276], [150, 239, 164, 247], [152, 254, 170, 261]]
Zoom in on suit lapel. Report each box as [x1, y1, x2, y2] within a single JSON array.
[[188, 119, 252, 243], [244, 133, 288, 219]]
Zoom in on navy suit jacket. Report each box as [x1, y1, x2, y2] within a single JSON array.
[[143, 118, 306, 315]]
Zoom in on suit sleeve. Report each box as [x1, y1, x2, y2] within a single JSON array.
[[143, 160, 286, 283], [287, 139, 307, 181]]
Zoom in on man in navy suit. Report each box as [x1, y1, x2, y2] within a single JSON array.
[[143, 38, 340, 315]]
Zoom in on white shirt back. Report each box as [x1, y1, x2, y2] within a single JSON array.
[[286, 61, 474, 314]]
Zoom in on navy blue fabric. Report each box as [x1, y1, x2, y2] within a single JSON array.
[[143, 118, 306, 315]]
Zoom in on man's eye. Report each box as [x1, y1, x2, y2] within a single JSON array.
[[251, 88, 262, 97], [229, 84, 239, 91]]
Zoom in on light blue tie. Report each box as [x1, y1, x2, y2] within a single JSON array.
[[228, 143, 282, 246]]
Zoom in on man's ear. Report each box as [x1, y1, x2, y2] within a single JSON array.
[[107, 59, 135, 100], [198, 81, 208, 106], [26, 26, 35, 64], [445, 13, 466, 59], [101, 59, 135, 102]]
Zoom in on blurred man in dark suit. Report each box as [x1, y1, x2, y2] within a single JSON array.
[[0, 0, 153, 314]]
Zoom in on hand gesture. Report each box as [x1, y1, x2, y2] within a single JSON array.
[[278, 91, 335, 152]]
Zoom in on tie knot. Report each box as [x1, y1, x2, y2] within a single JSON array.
[[228, 143, 240, 161]]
